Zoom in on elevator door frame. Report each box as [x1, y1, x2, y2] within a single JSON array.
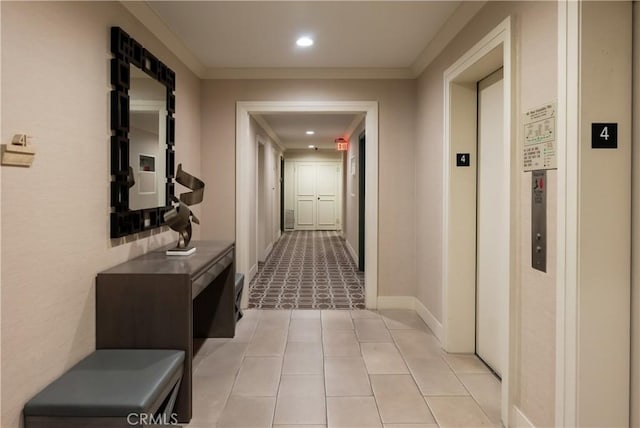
[[442, 17, 514, 426]]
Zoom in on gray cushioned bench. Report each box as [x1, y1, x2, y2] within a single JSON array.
[[24, 349, 184, 428]]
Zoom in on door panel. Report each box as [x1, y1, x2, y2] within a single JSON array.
[[295, 163, 317, 229], [296, 163, 315, 195], [317, 199, 336, 226], [296, 200, 315, 226], [317, 164, 337, 195], [476, 68, 506, 376], [316, 163, 338, 229]]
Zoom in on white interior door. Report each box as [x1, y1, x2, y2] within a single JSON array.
[[316, 163, 339, 229], [295, 162, 316, 228], [294, 161, 340, 230], [476, 68, 506, 376]]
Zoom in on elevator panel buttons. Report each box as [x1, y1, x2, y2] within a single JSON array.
[[531, 170, 547, 272]]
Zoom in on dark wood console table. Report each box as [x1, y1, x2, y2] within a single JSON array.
[[96, 240, 235, 423]]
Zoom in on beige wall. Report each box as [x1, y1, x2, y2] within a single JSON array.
[[0, 2, 3, 421], [578, 3, 632, 426], [632, 3, 639, 426], [200, 79, 416, 297], [248, 117, 281, 269], [414, 2, 557, 426], [0, 2, 201, 427], [343, 121, 365, 263]]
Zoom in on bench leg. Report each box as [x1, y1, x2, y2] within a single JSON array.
[[162, 375, 182, 418]]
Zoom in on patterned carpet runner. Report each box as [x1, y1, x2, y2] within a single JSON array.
[[248, 231, 365, 309]]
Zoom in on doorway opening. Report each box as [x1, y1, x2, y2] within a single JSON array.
[[475, 67, 506, 377], [442, 17, 513, 425], [287, 158, 342, 231], [280, 156, 285, 233], [358, 131, 366, 272], [235, 101, 379, 310]]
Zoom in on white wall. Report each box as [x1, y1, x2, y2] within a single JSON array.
[[414, 2, 557, 426], [201, 79, 416, 297], [251, 117, 282, 267], [0, 2, 202, 427]]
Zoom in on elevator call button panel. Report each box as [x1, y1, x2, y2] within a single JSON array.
[[531, 170, 547, 272]]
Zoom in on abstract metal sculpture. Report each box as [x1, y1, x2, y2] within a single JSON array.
[[163, 164, 204, 250]]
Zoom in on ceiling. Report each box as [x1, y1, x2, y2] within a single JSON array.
[[147, 1, 460, 70], [254, 112, 363, 150], [125, 1, 485, 152]]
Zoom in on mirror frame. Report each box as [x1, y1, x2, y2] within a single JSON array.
[[110, 27, 176, 238]]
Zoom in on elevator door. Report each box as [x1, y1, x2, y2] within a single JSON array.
[[476, 68, 506, 376]]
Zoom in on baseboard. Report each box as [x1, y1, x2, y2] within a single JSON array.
[[512, 406, 535, 428], [377, 296, 415, 310], [263, 241, 274, 261], [345, 239, 359, 266], [413, 297, 444, 342], [375, 296, 443, 342], [247, 263, 258, 283]]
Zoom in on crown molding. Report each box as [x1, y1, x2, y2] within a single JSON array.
[[252, 114, 286, 152], [120, 1, 206, 78], [410, 1, 487, 77], [345, 114, 366, 141], [203, 67, 414, 80]]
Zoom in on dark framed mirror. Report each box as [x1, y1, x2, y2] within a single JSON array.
[[110, 27, 176, 238]]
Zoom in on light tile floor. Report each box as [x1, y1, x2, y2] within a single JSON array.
[[187, 309, 502, 428]]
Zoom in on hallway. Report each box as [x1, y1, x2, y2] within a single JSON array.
[[188, 309, 501, 427], [248, 231, 365, 309]]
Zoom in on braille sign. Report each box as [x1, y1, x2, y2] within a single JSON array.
[[592, 123, 618, 149]]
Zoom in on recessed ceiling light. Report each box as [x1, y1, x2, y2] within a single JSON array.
[[308, 145, 315, 149], [296, 37, 314, 47], [306, 130, 315, 135]]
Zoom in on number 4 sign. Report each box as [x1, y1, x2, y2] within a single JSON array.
[[456, 153, 470, 167], [592, 123, 618, 149]]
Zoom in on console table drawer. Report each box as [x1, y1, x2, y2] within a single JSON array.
[[193, 250, 234, 299]]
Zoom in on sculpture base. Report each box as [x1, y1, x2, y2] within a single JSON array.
[[166, 246, 196, 256]]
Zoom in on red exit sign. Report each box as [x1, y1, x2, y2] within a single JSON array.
[[335, 138, 349, 151]]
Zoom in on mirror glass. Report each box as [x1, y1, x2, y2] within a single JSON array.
[[129, 65, 167, 210]]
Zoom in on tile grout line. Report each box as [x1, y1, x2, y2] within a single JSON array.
[[441, 353, 500, 425], [385, 314, 498, 426], [209, 311, 260, 427], [360, 310, 385, 427], [269, 311, 290, 428], [386, 316, 443, 426], [321, 310, 328, 428]]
